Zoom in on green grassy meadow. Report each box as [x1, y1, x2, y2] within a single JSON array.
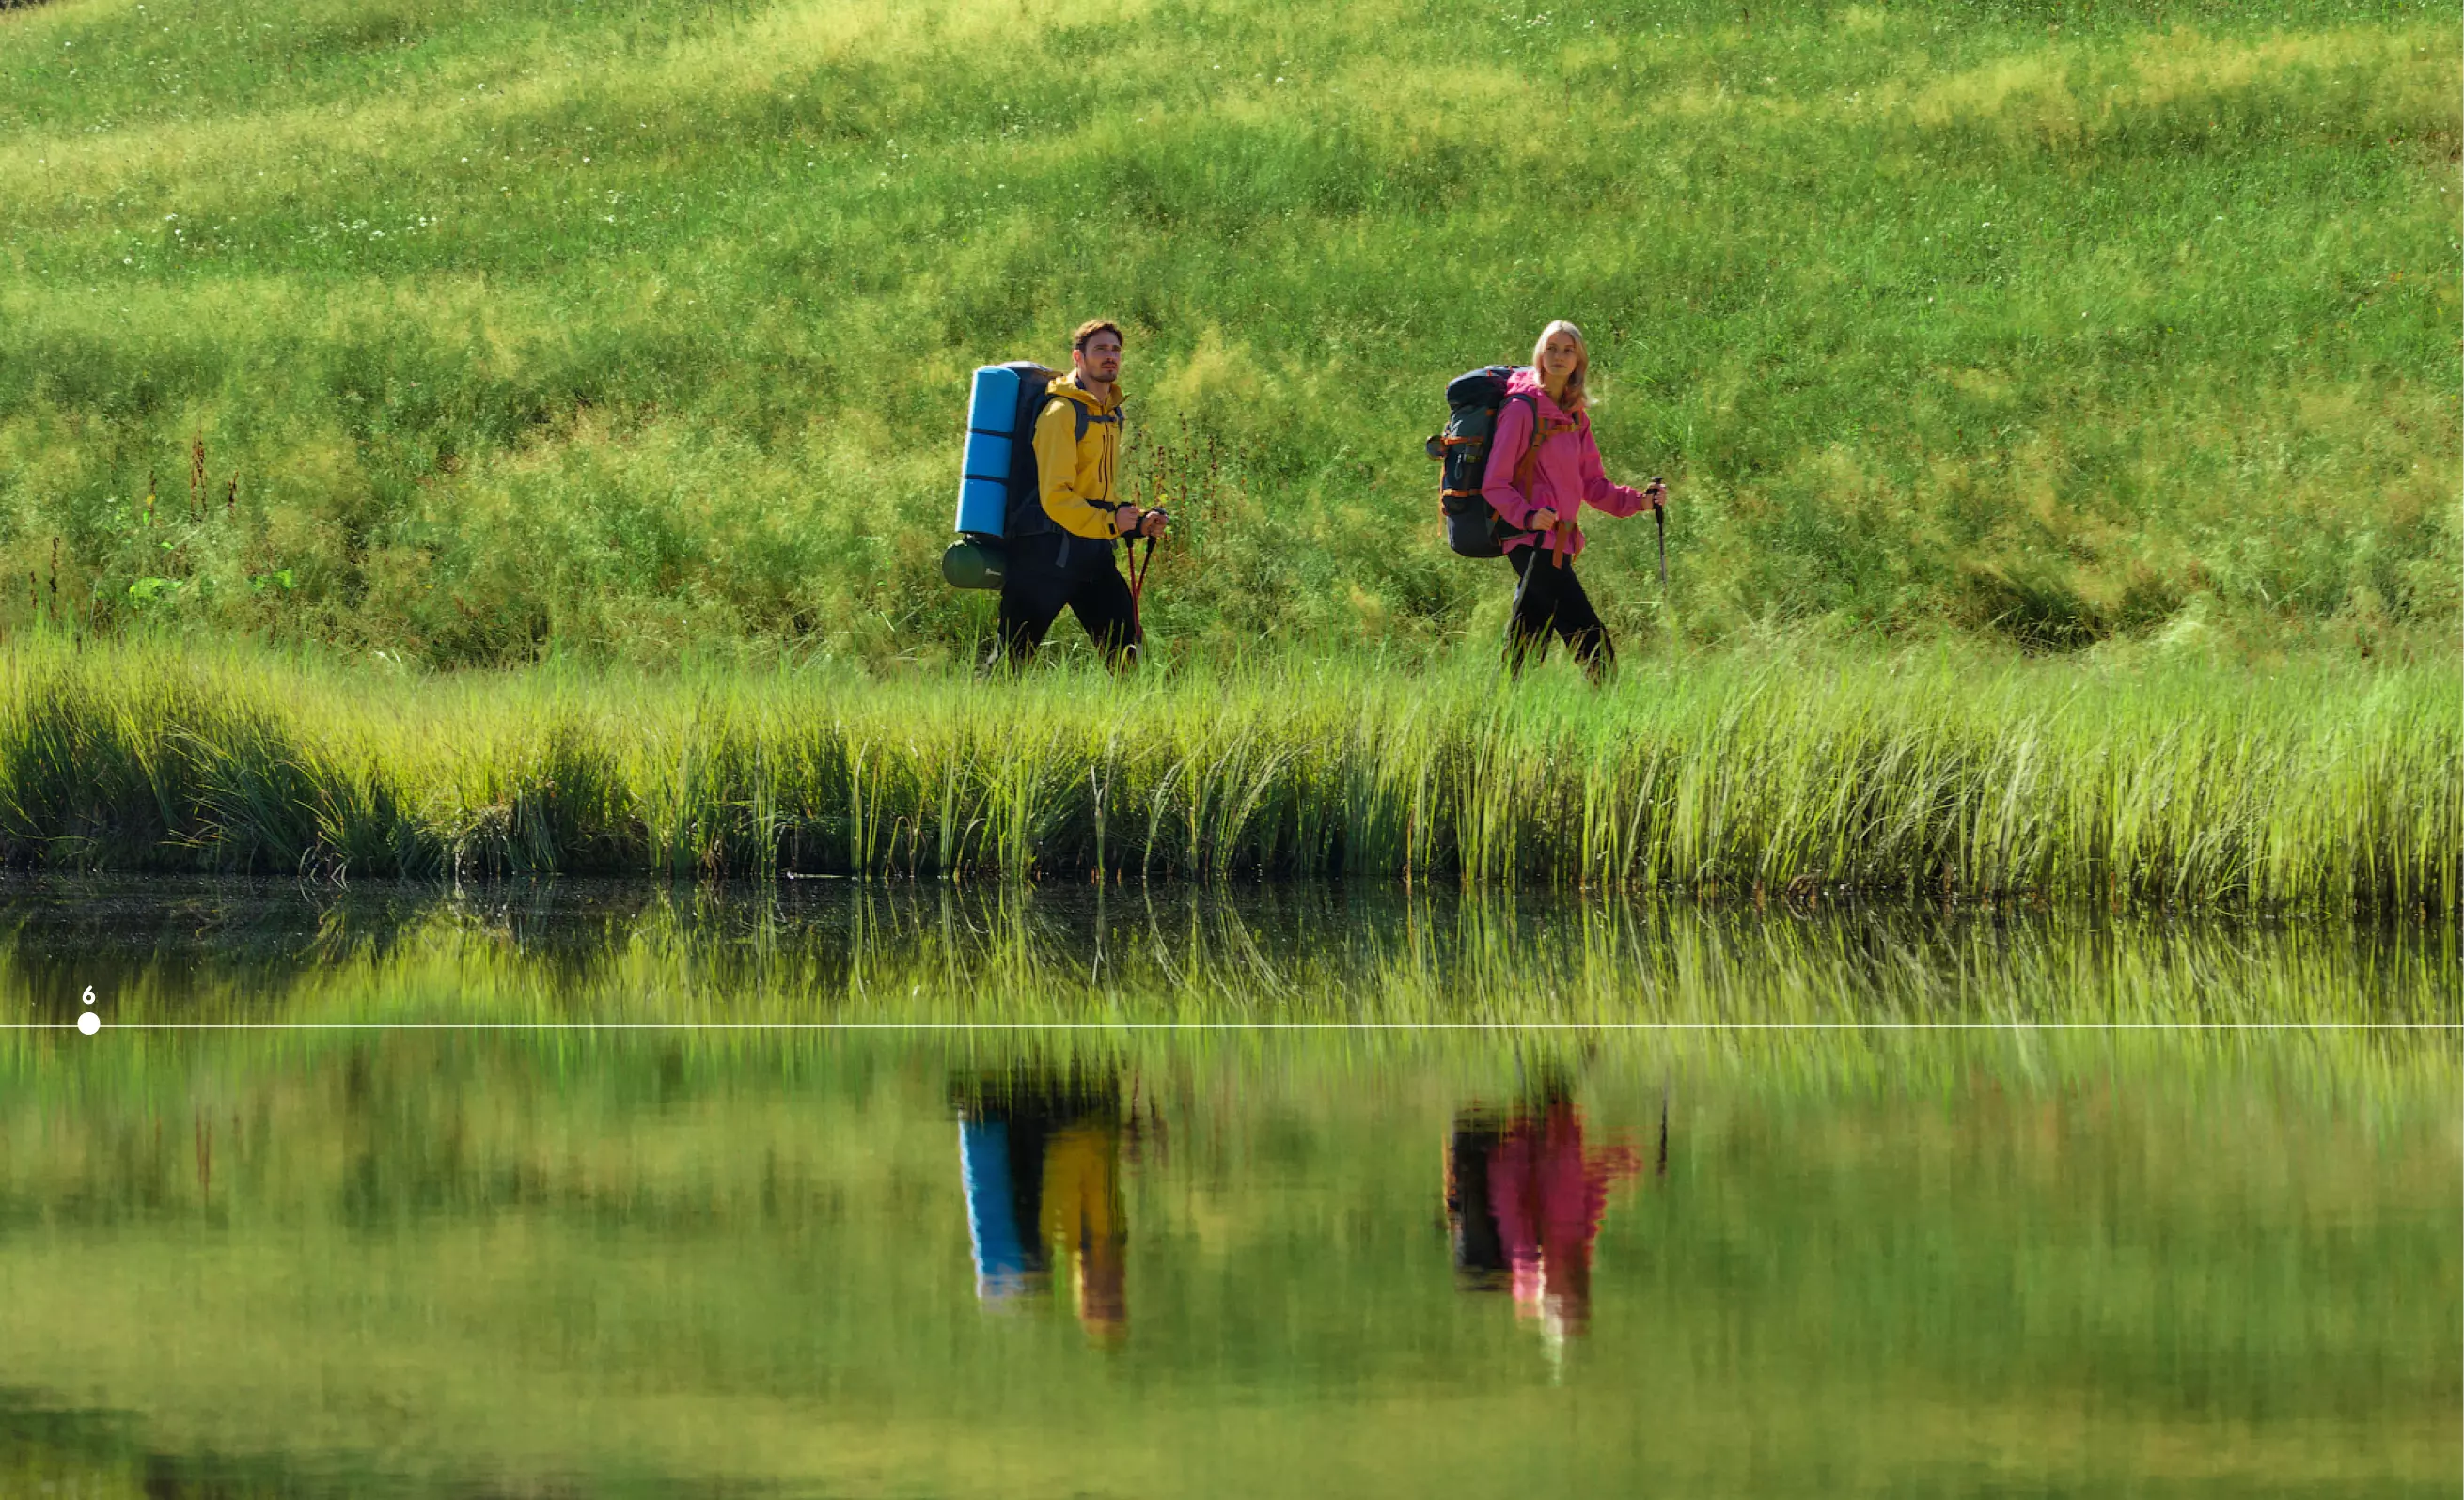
[[0, 0, 2456, 664]]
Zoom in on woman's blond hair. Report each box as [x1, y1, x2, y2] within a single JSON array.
[[1530, 320, 1590, 417]]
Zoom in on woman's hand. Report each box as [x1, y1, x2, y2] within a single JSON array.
[[1642, 477, 1668, 511]]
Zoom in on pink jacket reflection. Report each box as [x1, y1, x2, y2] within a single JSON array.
[[1485, 1099, 1641, 1334]]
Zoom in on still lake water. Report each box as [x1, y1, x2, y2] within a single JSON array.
[[0, 879, 2455, 1498]]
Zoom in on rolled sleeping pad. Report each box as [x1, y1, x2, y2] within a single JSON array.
[[942, 538, 1006, 591], [955, 365, 1024, 539]]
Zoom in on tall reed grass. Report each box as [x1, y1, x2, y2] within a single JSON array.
[[0, 640, 2449, 912]]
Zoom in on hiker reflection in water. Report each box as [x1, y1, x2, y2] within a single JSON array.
[[1446, 1082, 1650, 1343], [954, 1070, 1127, 1342]]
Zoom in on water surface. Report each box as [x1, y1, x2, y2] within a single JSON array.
[[0, 881, 2453, 1497]]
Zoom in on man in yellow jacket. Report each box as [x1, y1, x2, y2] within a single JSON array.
[[990, 320, 1169, 671]]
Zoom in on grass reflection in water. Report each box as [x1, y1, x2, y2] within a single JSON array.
[[0, 880, 2451, 1498], [0, 877, 2452, 1035]]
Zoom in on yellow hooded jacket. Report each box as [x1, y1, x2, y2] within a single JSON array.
[[1031, 372, 1125, 540]]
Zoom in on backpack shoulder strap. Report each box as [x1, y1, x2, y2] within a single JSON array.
[[1073, 401, 1122, 443], [1043, 388, 1123, 445], [1508, 392, 1546, 495]]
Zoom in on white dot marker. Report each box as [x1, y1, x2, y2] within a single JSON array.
[[77, 1012, 100, 1035]]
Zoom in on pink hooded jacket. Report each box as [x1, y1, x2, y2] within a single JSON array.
[[1479, 368, 1655, 561]]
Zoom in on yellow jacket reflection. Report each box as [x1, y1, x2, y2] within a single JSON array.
[[958, 1077, 1127, 1341], [1039, 1124, 1126, 1337]]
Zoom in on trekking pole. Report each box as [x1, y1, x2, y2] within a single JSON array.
[[1126, 533, 1154, 624], [1123, 508, 1168, 640], [1649, 477, 1668, 587]]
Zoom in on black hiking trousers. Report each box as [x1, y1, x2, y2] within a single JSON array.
[[1506, 545, 1612, 680], [987, 530, 1139, 672]]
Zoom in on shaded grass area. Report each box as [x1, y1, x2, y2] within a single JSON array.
[[0, 0, 2454, 663], [0, 639, 2452, 911]]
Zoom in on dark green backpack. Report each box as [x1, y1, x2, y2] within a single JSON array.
[[1426, 365, 1538, 558]]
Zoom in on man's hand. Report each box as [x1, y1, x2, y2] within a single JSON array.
[[1642, 476, 1669, 512], [1115, 504, 1168, 539], [1137, 508, 1168, 539]]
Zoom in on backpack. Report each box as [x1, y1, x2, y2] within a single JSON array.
[[1427, 366, 1545, 559], [946, 362, 1060, 590], [947, 363, 1129, 589]]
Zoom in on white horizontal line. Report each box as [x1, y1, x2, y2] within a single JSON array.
[[7, 1023, 2457, 1033]]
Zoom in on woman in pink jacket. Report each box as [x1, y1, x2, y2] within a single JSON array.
[[1479, 320, 1668, 679]]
